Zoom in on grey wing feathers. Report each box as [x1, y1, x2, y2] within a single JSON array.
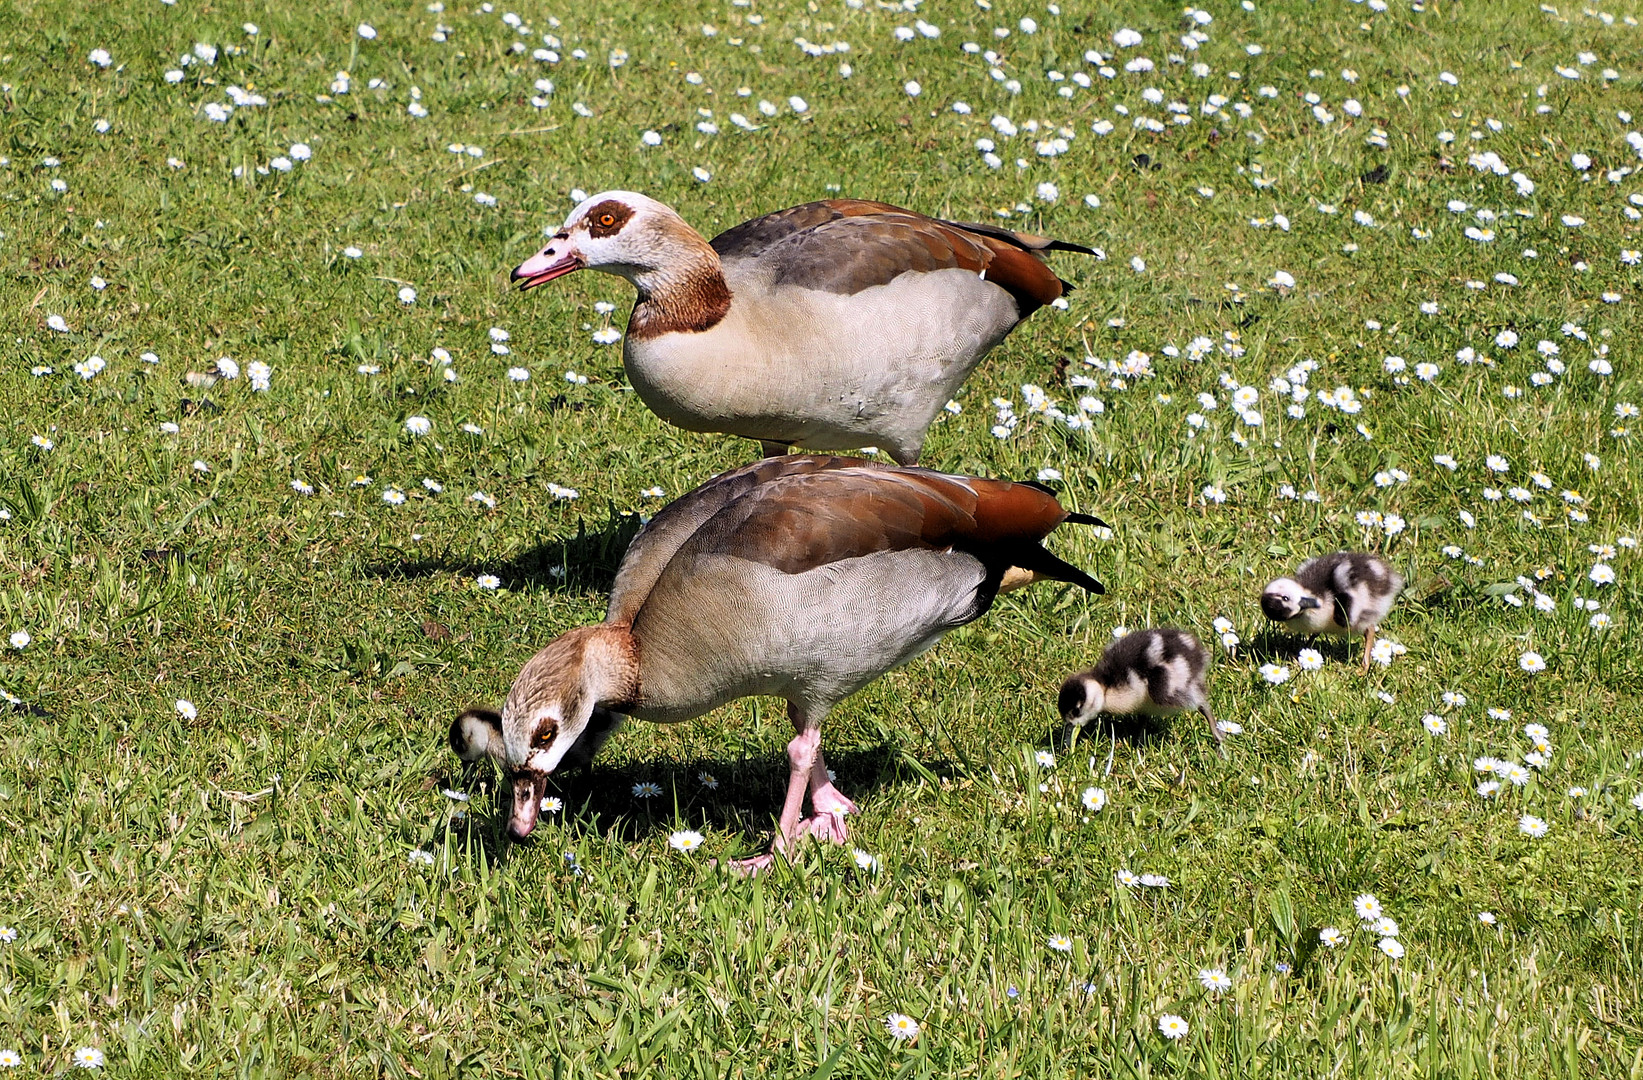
[[1092, 629, 1193, 682], [1329, 555, 1363, 597], [1089, 631, 1153, 686], [747, 214, 990, 296], [1332, 591, 1354, 633], [1144, 630, 1208, 709], [707, 200, 886, 260], [1090, 629, 1206, 709], [708, 199, 1086, 313], [1292, 553, 1338, 594]]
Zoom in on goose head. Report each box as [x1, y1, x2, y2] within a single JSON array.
[[452, 625, 637, 840], [512, 191, 701, 292], [1260, 577, 1320, 622]]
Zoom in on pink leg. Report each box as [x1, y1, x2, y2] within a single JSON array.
[[773, 727, 822, 851], [790, 698, 856, 846], [726, 705, 859, 874], [801, 752, 858, 844], [725, 723, 823, 875]]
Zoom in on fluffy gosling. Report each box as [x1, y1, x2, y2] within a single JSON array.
[[1058, 628, 1224, 754], [1260, 551, 1404, 673]]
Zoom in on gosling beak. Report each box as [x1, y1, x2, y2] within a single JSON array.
[[1298, 596, 1321, 611]]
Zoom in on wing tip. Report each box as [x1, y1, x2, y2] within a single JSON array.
[[1047, 240, 1098, 256], [1024, 548, 1105, 595]]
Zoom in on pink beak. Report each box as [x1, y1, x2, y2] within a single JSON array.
[[511, 247, 582, 291], [507, 772, 546, 840]]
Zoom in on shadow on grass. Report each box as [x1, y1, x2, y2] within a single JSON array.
[[360, 511, 644, 593], [1236, 629, 1364, 668], [443, 741, 915, 861], [1055, 717, 1175, 756]]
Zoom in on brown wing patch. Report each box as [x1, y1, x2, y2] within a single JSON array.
[[710, 199, 1085, 318], [973, 243, 1070, 317], [719, 470, 978, 574], [963, 474, 1076, 545], [701, 467, 1076, 576], [584, 199, 635, 238], [759, 215, 993, 294], [708, 200, 910, 259], [606, 455, 875, 624]]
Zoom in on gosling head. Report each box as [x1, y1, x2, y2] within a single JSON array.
[[1057, 673, 1106, 728], [1260, 577, 1321, 622], [449, 707, 504, 762]]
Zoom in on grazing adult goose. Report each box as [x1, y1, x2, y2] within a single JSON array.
[[1058, 628, 1225, 754], [511, 192, 1094, 464], [1260, 551, 1405, 673], [451, 454, 1105, 870]]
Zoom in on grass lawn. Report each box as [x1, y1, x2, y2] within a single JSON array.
[[2, 0, 1642, 1074]]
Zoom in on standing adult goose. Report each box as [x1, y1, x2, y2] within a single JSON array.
[[511, 192, 1094, 464], [451, 454, 1105, 871]]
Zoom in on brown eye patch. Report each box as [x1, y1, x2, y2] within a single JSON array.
[[584, 200, 634, 238], [532, 721, 559, 750]]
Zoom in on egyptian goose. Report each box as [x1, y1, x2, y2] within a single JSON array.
[[450, 454, 1105, 870], [1058, 628, 1225, 753], [511, 192, 1093, 464], [1260, 552, 1405, 673]]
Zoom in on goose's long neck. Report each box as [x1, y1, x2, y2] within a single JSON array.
[[583, 624, 643, 709], [628, 229, 733, 338]]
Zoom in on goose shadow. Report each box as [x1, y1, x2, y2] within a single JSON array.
[[441, 741, 922, 861], [360, 510, 643, 594]]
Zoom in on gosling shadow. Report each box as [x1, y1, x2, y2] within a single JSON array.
[[1235, 629, 1358, 668], [1054, 717, 1173, 756]]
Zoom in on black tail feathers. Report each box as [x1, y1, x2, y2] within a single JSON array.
[[1021, 546, 1105, 595]]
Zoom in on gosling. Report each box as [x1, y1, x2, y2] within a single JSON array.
[[1260, 551, 1404, 674], [1058, 628, 1225, 754]]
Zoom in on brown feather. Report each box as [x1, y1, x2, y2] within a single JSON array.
[[606, 455, 877, 624], [965, 473, 1078, 544], [974, 242, 1071, 315], [708, 199, 912, 258], [945, 218, 1097, 255], [628, 265, 732, 340], [687, 465, 1081, 580], [708, 199, 1084, 317]]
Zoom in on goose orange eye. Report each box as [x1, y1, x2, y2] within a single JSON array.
[[598, 213, 615, 227], [532, 724, 557, 750]]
